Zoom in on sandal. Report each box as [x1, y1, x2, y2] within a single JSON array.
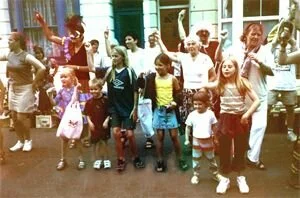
[[69, 140, 76, 149], [77, 160, 86, 170], [145, 138, 154, 149], [103, 160, 111, 169], [116, 159, 126, 172], [155, 160, 166, 172], [83, 139, 91, 148], [0, 152, 5, 165], [246, 158, 266, 170], [56, 159, 67, 170], [93, 160, 102, 170], [133, 157, 145, 169]]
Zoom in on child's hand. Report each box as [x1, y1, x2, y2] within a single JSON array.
[[213, 136, 219, 147], [89, 123, 95, 132], [46, 87, 56, 95], [240, 113, 249, 125], [219, 30, 228, 44], [130, 107, 138, 122]]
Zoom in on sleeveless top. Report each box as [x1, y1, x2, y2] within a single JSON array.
[[155, 74, 173, 106], [220, 87, 246, 114], [6, 51, 32, 85], [69, 44, 89, 80]]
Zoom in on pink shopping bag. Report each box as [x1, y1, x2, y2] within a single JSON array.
[[56, 101, 83, 139]]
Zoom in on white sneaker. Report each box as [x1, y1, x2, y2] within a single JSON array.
[[93, 160, 102, 170], [191, 175, 199, 184], [237, 176, 249, 194], [9, 141, 24, 152], [103, 160, 111, 169], [22, 140, 32, 152], [287, 131, 297, 142], [216, 177, 230, 194]]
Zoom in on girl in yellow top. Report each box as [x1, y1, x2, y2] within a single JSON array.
[[138, 53, 188, 172]]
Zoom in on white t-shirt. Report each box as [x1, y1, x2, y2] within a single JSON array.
[[178, 52, 214, 89], [185, 109, 217, 139], [144, 45, 161, 73], [267, 43, 297, 91], [127, 48, 146, 76]]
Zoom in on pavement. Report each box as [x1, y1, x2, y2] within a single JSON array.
[[0, 124, 299, 198]]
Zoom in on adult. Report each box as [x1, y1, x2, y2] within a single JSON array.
[[0, 32, 46, 152], [178, 9, 219, 66], [156, 33, 216, 123], [34, 12, 94, 93], [266, 22, 298, 142], [0, 78, 5, 163], [35, 12, 94, 148], [277, 0, 300, 189], [216, 23, 274, 170]]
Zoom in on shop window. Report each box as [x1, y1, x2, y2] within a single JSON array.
[[222, 0, 232, 18], [244, 0, 279, 17], [8, 0, 79, 57]]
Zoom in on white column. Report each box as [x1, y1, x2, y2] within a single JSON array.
[[189, 0, 218, 39], [79, 0, 114, 54], [0, 0, 10, 82], [231, 0, 243, 46], [143, 0, 159, 46]]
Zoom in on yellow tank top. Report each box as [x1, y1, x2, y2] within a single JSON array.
[[155, 74, 173, 106]]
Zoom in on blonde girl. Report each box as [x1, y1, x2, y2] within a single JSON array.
[[204, 57, 260, 194], [106, 45, 144, 172], [47, 68, 87, 170]]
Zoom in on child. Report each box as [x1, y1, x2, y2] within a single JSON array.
[[138, 53, 188, 172], [204, 57, 260, 194], [106, 45, 144, 172], [84, 78, 111, 169], [0, 79, 5, 164], [184, 90, 221, 184], [47, 68, 87, 170]]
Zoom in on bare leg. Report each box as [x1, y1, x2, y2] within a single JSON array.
[[156, 130, 165, 160]]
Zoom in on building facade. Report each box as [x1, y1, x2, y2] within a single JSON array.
[[0, 0, 298, 80]]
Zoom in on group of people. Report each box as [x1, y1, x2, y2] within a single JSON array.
[[0, 2, 299, 195]]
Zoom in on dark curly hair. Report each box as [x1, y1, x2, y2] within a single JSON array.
[[65, 15, 85, 34]]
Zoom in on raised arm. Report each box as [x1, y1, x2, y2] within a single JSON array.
[[215, 30, 228, 63], [34, 11, 62, 45], [104, 27, 112, 58], [154, 32, 179, 62], [178, 10, 187, 40]]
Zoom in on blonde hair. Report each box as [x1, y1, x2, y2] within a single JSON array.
[[60, 67, 78, 86], [108, 45, 131, 83], [217, 56, 251, 97], [89, 78, 103, 88]]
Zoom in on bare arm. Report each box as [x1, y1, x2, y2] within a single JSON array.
[[34, 11, 62, 45], [178, 10, 187, 40], [278, 49, 300, 65], [241, 80, 260, 124], [155, 32, 180, 62], [25, 54, 46, 89], [208, 67, 217, 82], [215, 30, 228, 63], [104, 28, 112, 57], [185, 125, 192, 145], [0, 79, 5, 113]]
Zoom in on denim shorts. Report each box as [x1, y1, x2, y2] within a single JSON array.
[[152, 107, 178, 130]]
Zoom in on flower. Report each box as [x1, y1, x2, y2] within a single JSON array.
[[62, 36, 72, 62]]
